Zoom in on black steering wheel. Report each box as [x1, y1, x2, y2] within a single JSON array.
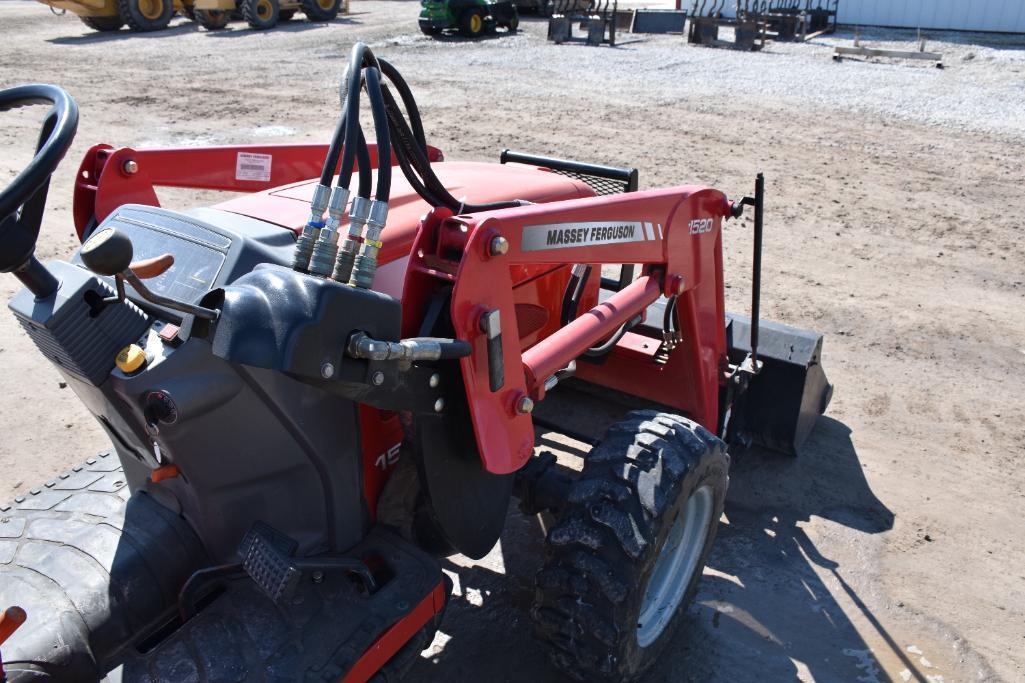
[[0, 84, 78, 295]]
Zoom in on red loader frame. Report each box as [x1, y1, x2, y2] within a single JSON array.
[[406, 185, 734, 474]]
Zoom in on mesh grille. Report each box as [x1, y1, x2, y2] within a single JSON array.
[[551, 169, 631, 196]]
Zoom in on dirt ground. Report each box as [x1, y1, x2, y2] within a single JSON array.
[[1, 2, 1024, 681]]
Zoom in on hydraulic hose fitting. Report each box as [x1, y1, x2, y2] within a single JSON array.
[[350, 199, 388, 289], [309, 186, 350, 277], [333, 195, 371, 284], [293, 183, 332, 273]]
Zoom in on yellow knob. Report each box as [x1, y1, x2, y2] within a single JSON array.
[[115, 344, 146, 374]]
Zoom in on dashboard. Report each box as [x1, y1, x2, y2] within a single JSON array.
[[75, 204, 297, 315]]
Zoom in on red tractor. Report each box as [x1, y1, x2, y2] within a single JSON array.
[[0, 45, 830, 682]]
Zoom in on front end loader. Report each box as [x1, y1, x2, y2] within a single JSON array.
[[0, 43, 830, 682]]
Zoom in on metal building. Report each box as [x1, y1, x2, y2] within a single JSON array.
[[836, 0, 1025, 33]]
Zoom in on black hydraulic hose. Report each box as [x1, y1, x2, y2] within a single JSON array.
[[377, 58, 427, 150], [355, 128, 372, 198], [336, 43, 378, 190], [363, 66, 391, 202], [319, 112, 346, 187]]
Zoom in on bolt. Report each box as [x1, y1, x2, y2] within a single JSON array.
[[429, 373, 440, 388], [434, 398, 445, 413], [312, 570, 324, 584], [515, 395, 534, 415], [321, 362, 335, 379], [123, 159, 138, 175], [489, 235, 509, 256], [372, 371, 385, 386]]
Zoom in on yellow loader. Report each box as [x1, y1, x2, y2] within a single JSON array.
[[36, 0, 344, 32]]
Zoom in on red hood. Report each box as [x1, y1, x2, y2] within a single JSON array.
[[214, 161, 596, 266]]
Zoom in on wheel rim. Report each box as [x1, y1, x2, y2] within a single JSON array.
[[469, 13, 481, 32], [138, 0, 165, 20], [636, 485, 714, 647], [256, 0, 272, 19], [316, 0, 334, 9]]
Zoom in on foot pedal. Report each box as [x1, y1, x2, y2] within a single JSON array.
[[239, 523, 302, 604]]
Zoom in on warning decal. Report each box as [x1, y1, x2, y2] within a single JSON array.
[[521, 220, 653, 251], [235, 152, 273, 182]]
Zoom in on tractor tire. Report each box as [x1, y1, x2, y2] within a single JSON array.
[[531, 411, 729, 682], [195, 8, 231, 28], [181, 2, 196, 19], [243, 0, 279, 28], [506, 13, 519, 31], [301, 0, 341, 21], [80, 14, 125, 30], [458, 8, 484, 37], [117, 0, 174, 31], [279, 8, 296, 19], [420, 24, 441, 36]]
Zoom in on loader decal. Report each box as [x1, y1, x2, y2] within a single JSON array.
[[521, 220, 653, 251]]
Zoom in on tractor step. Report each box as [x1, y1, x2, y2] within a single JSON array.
[[116, 527, 444, 682], [0, 461, 445, 682]]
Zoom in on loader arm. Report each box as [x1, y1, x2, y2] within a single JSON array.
[[71, 142, 444, 239], [405, 185, 733, 474]]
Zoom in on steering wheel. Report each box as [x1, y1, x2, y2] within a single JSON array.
[[0, 84, 78, 294]]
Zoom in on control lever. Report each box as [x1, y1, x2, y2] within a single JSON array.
[[80, 228, 219, 321], [0, 605, 27, 682]]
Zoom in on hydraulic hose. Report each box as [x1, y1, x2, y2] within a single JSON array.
[[363, 67, 391, 202]]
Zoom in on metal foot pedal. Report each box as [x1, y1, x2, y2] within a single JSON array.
[[239, 522, 378, 605], [239, 523, 302, 604]]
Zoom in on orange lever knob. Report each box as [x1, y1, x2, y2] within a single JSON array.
[[0, 606, 27, 646], [129, 253, 174, 279]]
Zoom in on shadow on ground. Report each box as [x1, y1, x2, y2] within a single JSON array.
[[408, 415, 931, 682]]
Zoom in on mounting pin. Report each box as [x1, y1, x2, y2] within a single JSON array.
[[434, 398, 445, 413], [122, 159, 138, 176], [320, 362, 335, 379], [515, 395, 534, 415], [429, 373, 440, 388], [372, 371, 385, 386], [489, 235, 509, 256]]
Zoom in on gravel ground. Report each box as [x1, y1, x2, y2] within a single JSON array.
[[1, 3, 1024, 682]]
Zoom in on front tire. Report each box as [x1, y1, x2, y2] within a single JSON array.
[[300, 0, 340, 21], [532, 411, 729, 682], [80, 14, 125, 30], [195, 8, 231, 28], [117, 0, 174, 31], [243, 0, 279, 28], [458, 8, 484, 37]]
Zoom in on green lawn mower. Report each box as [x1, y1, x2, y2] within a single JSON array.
[[419, 0, 519, 37]]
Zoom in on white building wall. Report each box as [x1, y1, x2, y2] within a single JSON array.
[[837, 0, 1025, 33], [714, 1, 1025, 33]]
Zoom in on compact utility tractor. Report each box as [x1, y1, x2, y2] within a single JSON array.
[[419, 0, 518, 37], [0, 43, 831, 682]]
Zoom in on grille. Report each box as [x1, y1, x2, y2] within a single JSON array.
[[550, 169, 632, 196]]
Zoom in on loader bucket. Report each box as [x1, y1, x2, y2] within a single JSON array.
[[726, 313, 833, 455]]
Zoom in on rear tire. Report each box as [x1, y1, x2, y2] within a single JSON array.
[[458, 8, 484, 37], [532, 411, 729, 682], [419, 24, 441, 36], [506, 13, 519, 31], [243, 0, 279, 28], [117, 0, 174, 31], [195, 8, 231, 28], [301, 0, 340, 21], [80, 14, 125, 30]]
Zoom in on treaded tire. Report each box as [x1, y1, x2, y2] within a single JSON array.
[[243, 0, 279, 29], [531, 411, 729, 682], [117, 0, 174, 31], [80, 14, 125, 30], [195, 8, 230, 28], [458, 8, 484, 37], [300, 0, 340, 21]]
